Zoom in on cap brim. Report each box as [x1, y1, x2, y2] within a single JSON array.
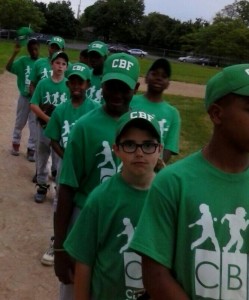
[[234, 85, 249, 97], [68, 72, 88, 81], [102, 73, 136, 89], [49, 42, 63, 49], [88, 49, 105, 56], [149, 58, 171, 77]]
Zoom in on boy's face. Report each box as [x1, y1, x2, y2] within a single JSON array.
[[88, 51, 105, 71], [48, 43, 61, 57], [51, 57, 68, 76], [212, 94, 249, 152], [113, 127, 162, 178], [28, 44, 39, 60], [146, 67, 169, 93], [102, 79, 135, 117], [67, 75, 89, 99]]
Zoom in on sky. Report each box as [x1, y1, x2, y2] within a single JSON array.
[[41, 0, 235, 22]]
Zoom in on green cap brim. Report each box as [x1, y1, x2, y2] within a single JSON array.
[[102, 72, 136, 89]]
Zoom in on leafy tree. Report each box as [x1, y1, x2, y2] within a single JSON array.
[[0, 0, 45, 31], [81, 0, 144, 42], [42, 1, 78, 38]]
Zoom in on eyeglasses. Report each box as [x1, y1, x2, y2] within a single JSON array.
[[118, 141, 159, 154]]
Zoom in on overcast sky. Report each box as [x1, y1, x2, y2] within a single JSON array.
[[41, 0, 235, 22]]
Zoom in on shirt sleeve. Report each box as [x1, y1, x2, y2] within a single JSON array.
[[44, 107, 61, 141]]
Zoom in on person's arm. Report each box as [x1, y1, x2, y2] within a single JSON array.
[[30, 103, 50, 123], [74, 262, 92, 300], [51, 139, 64, 159], [6, 43, 21, 72], [142, 255, 190, 300], [54, 184, 75, 284], [29, 81, 36, 96]]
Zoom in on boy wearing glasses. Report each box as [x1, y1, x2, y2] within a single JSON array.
[[64, 111, 162, 300]]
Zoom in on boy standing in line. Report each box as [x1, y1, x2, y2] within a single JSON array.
[[54, 53, 140, 300], [39, 62, 99, 266], [130, 64, 249, 300], [30, 51, 70, 203], [6, 38, 40, 161], [86, 41, 108, 104], [64, 111, 162, 300], [131, 58, 181, 165]]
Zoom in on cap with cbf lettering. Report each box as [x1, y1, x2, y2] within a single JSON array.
[[102, 53, 140, 89], [49, 36, 65, 49], [88, 41, 108, 56], [205, 64, 249, 110], [67, 63, 91, 81], [115, 111, 161, 143]]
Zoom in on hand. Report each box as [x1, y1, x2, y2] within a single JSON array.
[[54, 251, 74, 284], [14, 42, 21, 54]]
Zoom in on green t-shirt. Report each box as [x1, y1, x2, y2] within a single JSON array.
[[29, 57, 52, 86], [30, 77, 70, 106], [44, 98, 99, 149], [64, 173, 148, 300], [9, 55, 36, 97], [130, 151, 249, 300], [86, 71, 104, 104], [59, 107, 122, 208], [130, 94, 181, 154]]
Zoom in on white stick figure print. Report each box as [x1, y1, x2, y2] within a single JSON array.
[[189, 203, 219, 251], [117, 218, 135, 254], [96, 141, 116, 170], [221, 207, 249, 253]]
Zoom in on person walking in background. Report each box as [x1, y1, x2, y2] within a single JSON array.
[[6, 38, 40, 161]]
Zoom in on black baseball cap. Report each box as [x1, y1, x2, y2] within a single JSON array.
[[148, 58, 171, 77]]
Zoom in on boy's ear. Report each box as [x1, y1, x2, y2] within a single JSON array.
[[208, 103, 223, 125], [112, 144, 120, 157]]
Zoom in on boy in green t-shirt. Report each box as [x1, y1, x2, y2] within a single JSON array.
[[64, 111, 162, 300], [6, 38, 40, 160], [131, 58, 181, 165], [130, 64, 249, 300], [30, 51, 70, 204], [54, 53, 140, 299], [40, 62, 99, 266], [86, 40, 108, 104]]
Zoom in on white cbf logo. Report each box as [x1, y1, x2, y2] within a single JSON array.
[[112, 59, 134, 70], [130, 111, 154, 122], [195, 249, 247, 300]]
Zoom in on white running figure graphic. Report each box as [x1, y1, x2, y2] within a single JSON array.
[[189, 203, 219, 251], [221, 207, 249, 253], [96, 141, 116, 170], [117, 218, 135, 254]]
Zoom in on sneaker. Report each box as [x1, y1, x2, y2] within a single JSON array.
[[41, 237, 54, 266], [34, 184, 49, 203], [27, 148, 35, 162], [11, 143, 20, 156]]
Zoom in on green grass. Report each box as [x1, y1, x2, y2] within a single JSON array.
[[1, 40, 220, 84]]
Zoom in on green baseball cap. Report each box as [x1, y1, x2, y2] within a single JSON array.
[[67, 63, 91, 81], [116, 111, 161, 143], [205, 64, 249, 109], [49, 36, 65, 49], [88, 41, 108, 56], [16, 27, 33, 46], [51, 51, 69, 64], [102, 53, 140, 89]]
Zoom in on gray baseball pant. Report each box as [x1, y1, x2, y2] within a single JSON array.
[[12, 94, 36, 150]]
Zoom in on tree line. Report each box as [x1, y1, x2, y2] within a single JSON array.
[[1, 0, 249, 62]]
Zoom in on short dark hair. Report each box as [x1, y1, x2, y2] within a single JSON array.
[[27, 38, 39, 48], [116, 119, 161, 144]]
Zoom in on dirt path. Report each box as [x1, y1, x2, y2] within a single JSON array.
[[0, 71, 204, 299]]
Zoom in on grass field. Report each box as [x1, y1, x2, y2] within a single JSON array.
[[0, 39, 212, 161], [0, 40, 220, 84]]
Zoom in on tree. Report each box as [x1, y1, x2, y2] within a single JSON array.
[[81, 0, 145, 42], [0, 0, 45, 31], [42, 1, 78, 38]]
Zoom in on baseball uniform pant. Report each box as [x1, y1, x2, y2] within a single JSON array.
[[36, 123, 59, 185], [12, 94, 36, 150]]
